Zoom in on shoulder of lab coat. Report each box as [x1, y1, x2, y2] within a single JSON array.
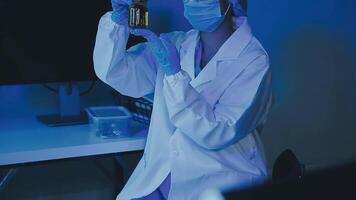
[[162, 19, 272, 150], [93, 12, 129, 83]]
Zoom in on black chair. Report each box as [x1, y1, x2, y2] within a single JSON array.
[[272, 149, 305, 183]]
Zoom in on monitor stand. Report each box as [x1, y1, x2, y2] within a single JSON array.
[[37, 83, 88, 127]]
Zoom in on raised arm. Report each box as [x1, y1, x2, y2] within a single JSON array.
[[163, 55, 272, 150], [93, 7, 158, 98]]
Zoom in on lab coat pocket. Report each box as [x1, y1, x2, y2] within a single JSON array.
[[234, 134, 258, 165], [232, 134, 268, 178]]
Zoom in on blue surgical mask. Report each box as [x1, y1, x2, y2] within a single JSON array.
[[183, 0, 231, 32]]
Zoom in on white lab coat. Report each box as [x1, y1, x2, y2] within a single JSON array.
[[93, 12, 272, 200]]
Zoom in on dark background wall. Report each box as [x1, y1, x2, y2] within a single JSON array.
[[248, 0, 356, 170]]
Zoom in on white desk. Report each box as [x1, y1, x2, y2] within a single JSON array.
[[0, 117, 148, 166]]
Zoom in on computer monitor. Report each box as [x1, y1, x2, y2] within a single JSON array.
[[0, 0, 145, 126], [0, 0, 111, 84]]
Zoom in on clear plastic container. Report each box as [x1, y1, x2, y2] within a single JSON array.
[[85, 106, 133, 139]]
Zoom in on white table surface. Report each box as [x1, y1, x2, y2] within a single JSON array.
[[0, 117, 148, 166]]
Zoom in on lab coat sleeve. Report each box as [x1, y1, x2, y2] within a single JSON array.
[[93, 12, 158, 98], [163, 55, 272, 150]]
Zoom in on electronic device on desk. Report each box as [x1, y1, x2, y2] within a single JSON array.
[[113, 92, 153, 126], [0, 0, 146, 126]]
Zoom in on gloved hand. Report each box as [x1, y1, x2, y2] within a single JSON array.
[[131, 29, 181, 76], [111, 0, 131, 25]]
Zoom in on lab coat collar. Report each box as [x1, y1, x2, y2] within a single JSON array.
[[216, 17, 252, 60], [180, 17, 253, 89]]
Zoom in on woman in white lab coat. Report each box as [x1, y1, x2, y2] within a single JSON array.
[[93, 0, 272, 199]]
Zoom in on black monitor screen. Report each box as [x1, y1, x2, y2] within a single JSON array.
[[0, 0, 113, 84]]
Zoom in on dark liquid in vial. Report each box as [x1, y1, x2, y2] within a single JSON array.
[[129, 4, 148, 28]]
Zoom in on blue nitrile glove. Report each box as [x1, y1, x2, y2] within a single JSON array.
[[111, 0, 131, 25], [131, 29, 181, 76]]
